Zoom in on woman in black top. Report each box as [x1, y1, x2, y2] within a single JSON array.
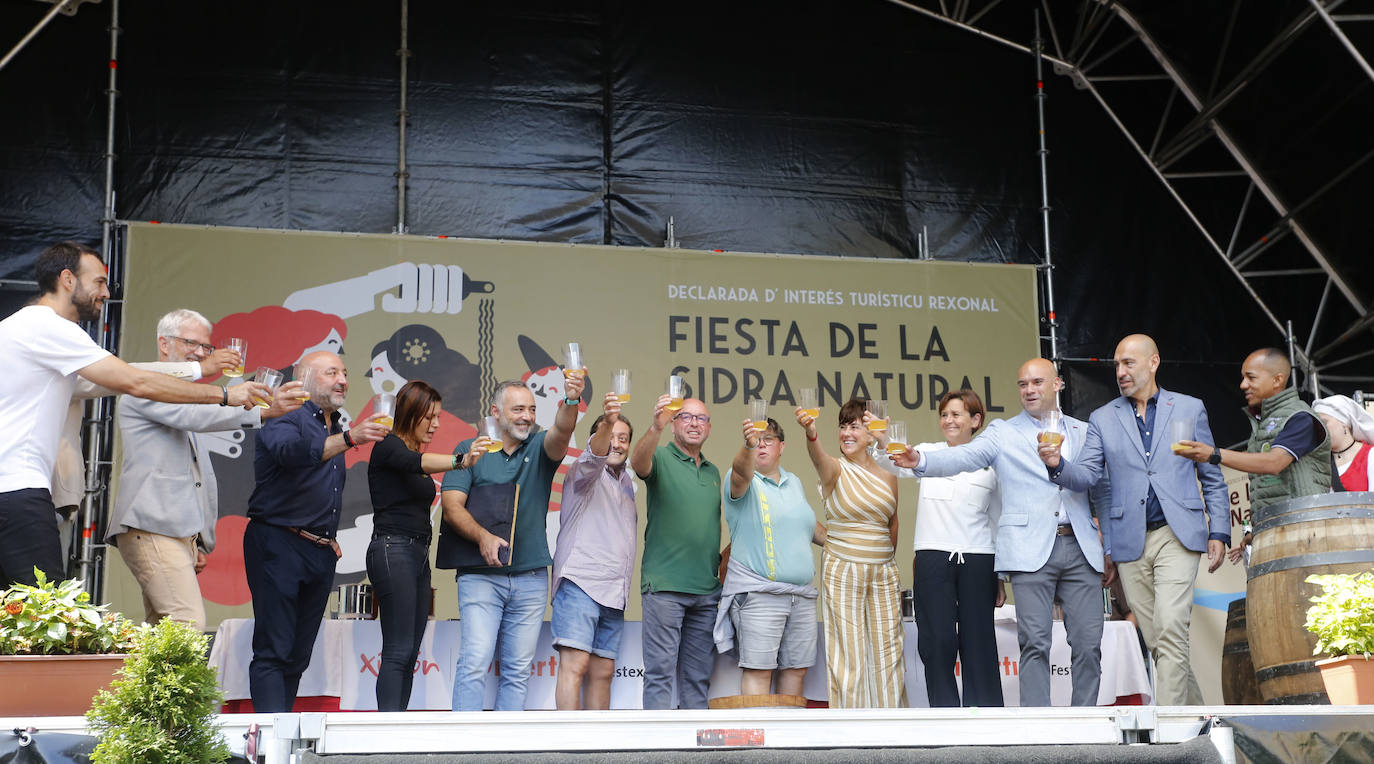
[[367, 380, 484, 711]]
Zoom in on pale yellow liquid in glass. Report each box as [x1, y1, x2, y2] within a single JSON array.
[[752, 420, 767, 431], [564, 369, 585, 381], [485, 441, 503, 453], [375, 416, 394, 428], [667, 397, 684, 411], [1170, 442, 1187, 453], [295, 391, 311, 401], [867, 420, 888, 431], [226, 366, 245, 378], [1038, 431, 1064, 446], [252, 396, 271, 409], [886, 442, 908, 455], [617, 393, 631, 403], [803, 408, 820, 419]]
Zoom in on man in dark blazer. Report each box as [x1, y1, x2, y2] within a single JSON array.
[[1040, 334, 1229, 705]]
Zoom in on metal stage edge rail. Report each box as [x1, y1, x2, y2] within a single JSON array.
[[7, 705, 1370, 762]]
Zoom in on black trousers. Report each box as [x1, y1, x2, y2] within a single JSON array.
[[913, 550, 1004, 708], [366, 534, 431, 712], [0, 488, 65, 588], [243, 519, 337, 713]]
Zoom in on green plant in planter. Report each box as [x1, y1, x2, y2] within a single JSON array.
[[86, 618, 230, 764], [0, 568, 137, 655], [1305, 571, 1374, 658]]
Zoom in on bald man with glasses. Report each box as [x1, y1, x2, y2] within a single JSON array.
[[630, 395, 723, 710]]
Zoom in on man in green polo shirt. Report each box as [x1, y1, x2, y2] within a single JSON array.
[[441, 376, 583, 711], [629, 394, 722, 709]]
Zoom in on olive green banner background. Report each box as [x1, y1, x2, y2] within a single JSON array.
[[107, 222, 1038, 627]]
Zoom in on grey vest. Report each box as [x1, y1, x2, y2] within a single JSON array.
[[1245, 387, 1332, 512]]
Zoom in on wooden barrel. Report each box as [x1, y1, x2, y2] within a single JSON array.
[[1246, 491, 1374, 704], [1221, 598, 1263, 705], [707, 694, 807, 710]]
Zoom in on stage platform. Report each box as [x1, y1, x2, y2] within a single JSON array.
[[5, 705, 1373, 763]]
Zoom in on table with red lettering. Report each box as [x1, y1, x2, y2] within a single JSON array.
[[209, 612, 1149, 711]]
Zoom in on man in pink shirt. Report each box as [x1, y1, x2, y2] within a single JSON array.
[[551, 391, 637, 710]]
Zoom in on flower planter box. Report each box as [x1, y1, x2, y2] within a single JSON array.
[[1315, 654, 1374, 705], [0, 654, 127, 717]]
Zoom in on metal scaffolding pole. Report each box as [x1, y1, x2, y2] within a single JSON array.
[[81, 0, 120, 596], [395, 0, 410, 234], [1033, 11, 1059, 364], [1309, 0, 1374, 85], [0, 0, 76, 73]]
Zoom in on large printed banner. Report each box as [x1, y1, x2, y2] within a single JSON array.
[[109, 222, 1039, 628], [208, 617, 1150, 710]]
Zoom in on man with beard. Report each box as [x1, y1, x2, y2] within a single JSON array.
[[244, 350, 390, 712], [1039, 334, 1229, 705], [0, 242, 266, 588], [629, 395, 722, 710], [108, 308, 304, 632], [441, 377, 583, 711]]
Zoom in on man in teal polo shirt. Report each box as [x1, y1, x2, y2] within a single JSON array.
[[441, 376, 583, 711], [629, 395, 723, 709]]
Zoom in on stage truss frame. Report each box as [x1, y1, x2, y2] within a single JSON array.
[[885, 0, 1374, 395]]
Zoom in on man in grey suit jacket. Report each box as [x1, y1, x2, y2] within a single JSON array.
[[894, 358, 1108, 706], [1040, 335, 1229, 705], [108, 309, 302, 630]]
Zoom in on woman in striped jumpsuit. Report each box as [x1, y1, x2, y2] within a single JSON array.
[[797, 398, 906, 708]]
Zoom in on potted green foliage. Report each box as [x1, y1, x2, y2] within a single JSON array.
[[1305, 571, 1374, 704], [0, 569, 137, 716], [86, 617, 231, 763]]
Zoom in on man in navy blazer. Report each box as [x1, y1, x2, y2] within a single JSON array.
[[894, 358, 1107, 707], [1040, 334, 1229, 705]]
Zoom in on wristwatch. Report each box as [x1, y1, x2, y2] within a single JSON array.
[[1208, 449, 1222, 466]]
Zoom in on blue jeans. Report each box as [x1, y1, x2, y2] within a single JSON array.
[[452, 568, 548, 711], [366, 534, 431, 712], [641, 590, 720, 710]]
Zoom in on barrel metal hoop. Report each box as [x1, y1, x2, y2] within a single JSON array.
[[1254, 661, 1319, 682], [1252, 505, 1374, 534], [1249, 491, 1374, 527], [1222, 642, 1252, 656], [1247, 550, 1374, 580]]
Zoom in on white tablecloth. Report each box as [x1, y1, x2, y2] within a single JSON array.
[[209, 615, 1150, 710]]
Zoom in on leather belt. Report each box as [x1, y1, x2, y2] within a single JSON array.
[[1055, 524, 1075, 536], [1145, 520, 1169, 532], [288, 526, 342, 559]]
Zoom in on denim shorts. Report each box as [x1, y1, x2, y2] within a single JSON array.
[[729, 591, 818, 670], [550, 578, 625, 659]]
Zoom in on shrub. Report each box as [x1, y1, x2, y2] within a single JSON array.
[[86, 618, 230, 764]]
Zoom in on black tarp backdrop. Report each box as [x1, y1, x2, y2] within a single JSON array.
[[2, 0, 1363, 443]]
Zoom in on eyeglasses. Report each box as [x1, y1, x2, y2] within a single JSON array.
[[757, 436, 780, 446], [166, 336, 216, 353], [673, 413, 711, 424]]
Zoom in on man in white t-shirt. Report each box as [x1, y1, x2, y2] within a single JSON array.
[[0, 241, 267, 588]]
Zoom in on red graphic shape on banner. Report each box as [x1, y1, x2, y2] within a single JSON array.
[[210, 306, 347, 382], [199, 515, 252, 606]]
